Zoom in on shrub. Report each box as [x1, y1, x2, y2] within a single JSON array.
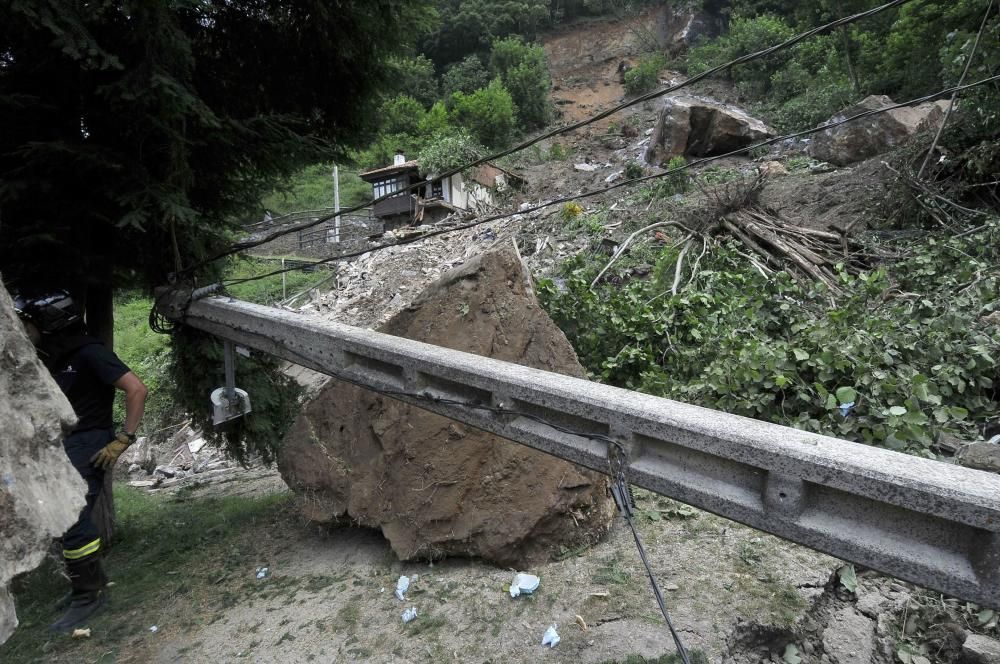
[[537, 226, 1000, 456], [625, 160, 645, 180], [449, 78, 518, 148], [560, 201, 584, 222], [416, 129, 487, 177], [442, 54, 492, 97], [490, 36, 552, 129], [624, 53, 667, 96]]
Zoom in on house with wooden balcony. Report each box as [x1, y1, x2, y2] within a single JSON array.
[[359, 151, 518, 230]]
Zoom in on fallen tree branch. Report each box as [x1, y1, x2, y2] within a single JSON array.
[[590, 221, 694, 289]]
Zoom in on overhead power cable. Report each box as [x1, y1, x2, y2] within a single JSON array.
[[221, 74, 1000, 288], [181, 0, 917, 275]]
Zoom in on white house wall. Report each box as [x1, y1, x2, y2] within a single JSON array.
[[448, 173, 493, 212]]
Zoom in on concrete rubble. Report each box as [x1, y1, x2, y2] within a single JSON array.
[[0, 282, 84, 644], [964, 634, 1000, 664], [121, 422, 248, 492], [278, 249, 615, 566]]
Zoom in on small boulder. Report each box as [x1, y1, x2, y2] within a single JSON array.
[[645, 96, 774, 165], [278, 249, 615, 566], [963, 634, 1000, 664], [0, 283, 83, 644], [960, 441, 1000, 474], [808, 95, 949, 166], [821, 607, 875, 663]]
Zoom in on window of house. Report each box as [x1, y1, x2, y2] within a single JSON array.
[[372, 176, 404, 199], [431, 179, 443, 199]]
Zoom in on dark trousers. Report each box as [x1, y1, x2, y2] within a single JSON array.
[[61, 428, 113, 560]]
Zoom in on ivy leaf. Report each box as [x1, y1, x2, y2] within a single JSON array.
[[793, 349, 810, 361], [835, 387, 857, 404], [837, 564, 857, 593], [949, 407, 968, 421], [782, 643, 802, 664], [888, 406, 907, 417]]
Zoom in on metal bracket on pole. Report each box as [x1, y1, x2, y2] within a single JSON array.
[[210, 339, 252, 426]]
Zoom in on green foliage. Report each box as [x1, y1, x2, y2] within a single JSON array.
[[419, 101, 452, 137], [0, 486, 290, 662], [490, 36, 552, 129], [442, 54, 492, 96], [549, 142, 569, 161], [538, 226, 1000, 456], [416, 129, 487, 177], [685, 1, 1000, 132], [0, 0, 436, 290], [625, 160, 646, 180], [0, 0, 435, 458], [423, 0, 550, 66], [561, 202, 585, 222], [449, 78, 518, 148], [379, 94, 428, 136], [624, 53, 668, 96], [171, 327, 302, 466], [387, 54, 439, 108], [262, 163, 370, 215], [113, 294, 176, 435]]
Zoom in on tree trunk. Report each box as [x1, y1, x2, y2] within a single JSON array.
[[86, 284, 116, 545]]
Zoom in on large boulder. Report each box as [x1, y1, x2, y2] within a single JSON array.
[[808, 95, 950, 166], [278, 249, 615, 566], [664, 1, 729, 56], [0, 283, 83, 644], [645, 95, 774, 165]]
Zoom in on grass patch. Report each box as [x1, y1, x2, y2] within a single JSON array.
[[593, 558, 632, 586], [405, 613, 447, 637], [224, 256, 328, 307], [0, 486, 292, 663]]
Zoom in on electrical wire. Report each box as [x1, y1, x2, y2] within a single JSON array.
[[180, 0, 918, 275], [221, 74, 1000, 288]]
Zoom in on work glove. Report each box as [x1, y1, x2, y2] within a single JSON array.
[[90, 432, 134, 470]]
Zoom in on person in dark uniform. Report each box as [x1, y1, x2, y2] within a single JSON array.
[[14, 291, 148, 633]]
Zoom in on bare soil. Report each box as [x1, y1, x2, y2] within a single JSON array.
[[147, 473, 840, 664]]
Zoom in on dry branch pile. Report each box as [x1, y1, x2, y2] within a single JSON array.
[[593, 174, 867, 295]]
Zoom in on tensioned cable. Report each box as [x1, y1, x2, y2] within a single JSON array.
[[221, 74, 1000, 288], [181, 0, 918, 274]]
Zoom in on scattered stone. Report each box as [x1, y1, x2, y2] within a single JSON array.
[[959, 441, 1000, 474], [808, 95, 949, 166], [759, 161, 789, 177], [645, 95, 774, 165], [0, 282, 83, 645], [278, 249, 614, 566], [821, 607, 875, 663], [574, 162, 599, 172], [964, 635, 1000, 664]]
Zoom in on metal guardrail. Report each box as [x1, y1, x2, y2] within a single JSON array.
[[177, 295, 1000, 606]]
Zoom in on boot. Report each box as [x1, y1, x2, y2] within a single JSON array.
[[49, 556, 108, 633]]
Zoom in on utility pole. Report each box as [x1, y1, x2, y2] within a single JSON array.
[[332, 165, 341, 244]]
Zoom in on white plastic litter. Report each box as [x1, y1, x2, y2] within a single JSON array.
[[542, 624, 560, 648], [402, 607, 418, 623], [149, 625, 159, 633], [509, 573, 540, 598], [255, 566, 269, 580], [395, 575, 410, 601]]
